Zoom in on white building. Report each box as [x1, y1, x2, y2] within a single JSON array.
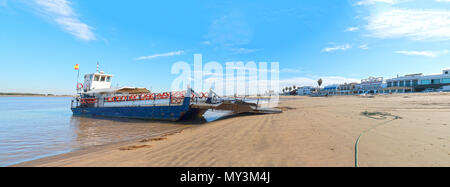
[[323, 84, 339, 95], [356, 77, 384, 94], [384, 69, 450, 93], [297, 86, 314, 96]]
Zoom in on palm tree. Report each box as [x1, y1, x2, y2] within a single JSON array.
[[317, 78, 323, 93]]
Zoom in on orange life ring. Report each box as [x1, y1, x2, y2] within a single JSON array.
[[77, 83, 83, 90], [156, 93, 163, 100], [173, 91, 185, 98], [163, 92, 170, 99]]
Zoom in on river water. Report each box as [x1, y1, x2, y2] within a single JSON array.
[[0, 97, 230, 166]]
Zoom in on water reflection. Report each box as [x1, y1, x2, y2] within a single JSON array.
[[68, 109, 232, 149], [69, 116, 192, 149]]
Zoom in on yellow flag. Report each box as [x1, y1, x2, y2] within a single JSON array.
[[74, 64, 79, 70]]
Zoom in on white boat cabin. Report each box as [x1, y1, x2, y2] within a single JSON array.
[[83, 71, 114, 92]]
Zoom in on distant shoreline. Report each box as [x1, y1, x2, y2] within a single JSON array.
[[0, 93, 74, 97]]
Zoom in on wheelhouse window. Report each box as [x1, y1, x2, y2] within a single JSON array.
[[100, 76, 106, 82], [94, 75, 100, 81], [106, 76, 111, 82]]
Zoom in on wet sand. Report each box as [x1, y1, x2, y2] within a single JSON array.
[[13, 93, 450, 167]]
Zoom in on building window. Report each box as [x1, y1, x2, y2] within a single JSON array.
[[387, 82, 392, 87], [399, 81, 405, 87], [421, 80, 431, 85], [432, 79, 441, 84], [393, 81, 398, 87], [412, 80, 418, 86], [405, 81, 411, 87], [443, 78, 450, 84]]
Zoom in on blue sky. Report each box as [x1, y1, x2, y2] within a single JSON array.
[[1, 0, 450, 94]]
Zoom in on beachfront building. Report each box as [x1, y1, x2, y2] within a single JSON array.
[[337, 83, 358, 95], [296, 86, 314, 96], [356, 77, 384, 94], [384, 69, 450, 93], [323, 84, 339, 95]]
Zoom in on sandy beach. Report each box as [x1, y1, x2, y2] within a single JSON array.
[[13, 93, 450, 167]]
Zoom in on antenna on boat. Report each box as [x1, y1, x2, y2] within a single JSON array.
[[186, 84, 191, 98], [96, 61, 100, 73]]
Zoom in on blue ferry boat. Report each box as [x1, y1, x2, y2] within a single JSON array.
[[71, 65, 281, 121], [71, 66, 215, 121]]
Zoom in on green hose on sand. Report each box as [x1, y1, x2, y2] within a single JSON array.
[[355, 116, 400, 167]]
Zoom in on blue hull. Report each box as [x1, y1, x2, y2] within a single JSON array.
[[71, 98, 191, 121]]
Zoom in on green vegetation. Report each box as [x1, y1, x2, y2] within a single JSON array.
[[361, 111, 402, 120]]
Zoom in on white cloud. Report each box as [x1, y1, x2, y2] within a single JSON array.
[[355, 0, 401, 6], [280, 68, 303, 73], [346, 27, 360, 32], [230, 48, 259, 54], [202, 41, 212, 46], [280, 76, 360, 88], [34, 0, 95, 41], [322, 44, 352, 52], [395, 50, 449, 57], [359, 44, 369, 50], [205, 12, 252, 46], [136, 50, 185, 60], [204, 12, 254, 53], [366, 9, 450, 41]]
